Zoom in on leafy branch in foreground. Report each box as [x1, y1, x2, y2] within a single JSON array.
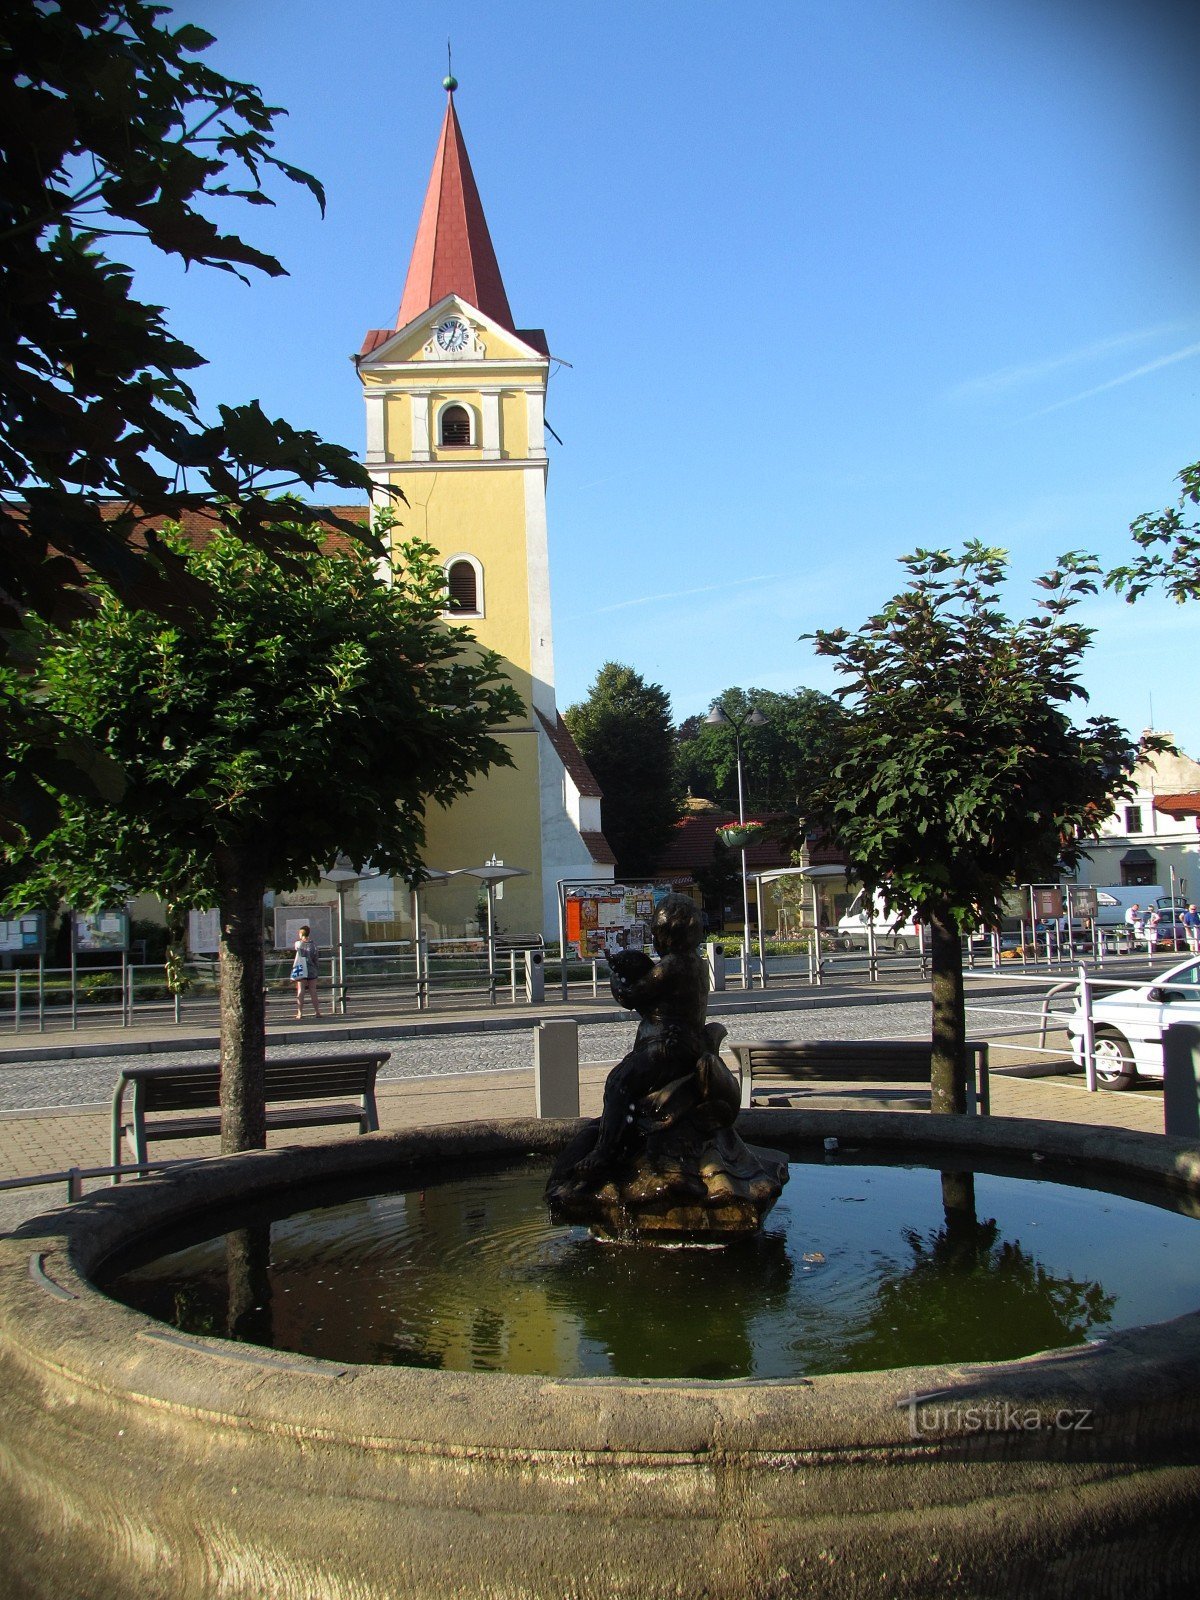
[[1106, 459, 1200, 605], [1, 1, 392, 832]]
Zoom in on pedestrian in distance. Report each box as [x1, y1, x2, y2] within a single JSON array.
[[291, 924, 322, 1019], [1183, 903, 1200, 955], [1143, 906, 1161, 956]]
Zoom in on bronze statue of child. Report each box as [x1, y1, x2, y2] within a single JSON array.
[[575, 895, 719, 1175]]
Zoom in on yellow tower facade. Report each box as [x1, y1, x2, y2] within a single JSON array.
[[354, 85, 613, 937]]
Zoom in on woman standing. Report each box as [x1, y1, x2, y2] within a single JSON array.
[[292, 924, 322, 1019]]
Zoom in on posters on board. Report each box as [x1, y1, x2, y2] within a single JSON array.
[[73, 909, 129, 952], [187, 909, 221, 956], [0, 913, 45, 955], [563, 883, 672, 958], [273, 904, 334, 952]]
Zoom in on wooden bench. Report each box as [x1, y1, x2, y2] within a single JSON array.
[[728, 1039, 990, 1115], [110, 1051, 388, 1180]]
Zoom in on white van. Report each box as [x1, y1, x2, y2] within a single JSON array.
[[1092, 888, 1180, 928], [836, 889, 922, 953]]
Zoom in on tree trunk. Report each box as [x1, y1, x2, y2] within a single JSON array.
[[216, 853, 267, 1152], [929, 907, 968, 1114]]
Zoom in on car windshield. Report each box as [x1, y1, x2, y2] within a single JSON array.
[[1159, 961, 1200, 989]]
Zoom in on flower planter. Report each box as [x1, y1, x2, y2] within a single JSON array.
[[717, 824, 766, 851]]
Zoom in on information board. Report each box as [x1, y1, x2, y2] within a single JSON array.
[[273, 904, 334, 953], [187, 909, 221, 957], [73, 909, 129, 952], [0, 913, 45, 955], [563, 883, 672, 958], [1070, 886, 1098, 919]]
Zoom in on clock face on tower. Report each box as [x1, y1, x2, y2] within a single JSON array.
[[434, 316, 470, 354]]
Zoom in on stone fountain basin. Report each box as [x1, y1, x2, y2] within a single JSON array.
[[2, 1110, 1199, 1600]]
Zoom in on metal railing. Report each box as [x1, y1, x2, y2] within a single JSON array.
[[963, 962, 1200, 1095], [0, 1155, 201, 1205]]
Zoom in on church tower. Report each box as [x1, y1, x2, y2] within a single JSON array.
[[355, 79, 613, 936]]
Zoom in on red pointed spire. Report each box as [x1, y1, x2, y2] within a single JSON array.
[[396, 87, 515, 335]]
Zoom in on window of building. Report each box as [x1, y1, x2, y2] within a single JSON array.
[[444, 555, 483, 616], [1124, 805, 1143, 834], [439, 403, 472, 446]]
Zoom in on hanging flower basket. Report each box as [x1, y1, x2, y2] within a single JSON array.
[[716, 820, 768, 851]]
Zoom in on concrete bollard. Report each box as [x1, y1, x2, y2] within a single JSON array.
[[1163, 1022, 1200, 1139], [706, 942, 726, 992], [534, 1019, 580, 1119]]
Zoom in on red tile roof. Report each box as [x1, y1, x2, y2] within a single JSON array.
[[394, 93, 515, 336], [655, 803, 848, 884], [657, 807, 790, 879], [1154, 793, 1200, 820], [534, 709, 615, 866], [5, 502, 373, 574], [358, 329, 395, 358], [536, 708, 602, 797], [580, 831, 617, 867]]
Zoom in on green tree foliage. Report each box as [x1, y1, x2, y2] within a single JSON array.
[[676, 687, 846, 823], [1106, 459, 1200, 604], [2, 524, 523, 1150], [806, 543, 1139, 1113], [0, 1, 382, 837], [564, 662, 681, 878]]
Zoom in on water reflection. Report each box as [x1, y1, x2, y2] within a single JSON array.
[[225, 1224, 273, 1345], [538, 1232, 793, 1380], [97, 1158, 1188, 1379], [837, 1169, 1115, 1370]]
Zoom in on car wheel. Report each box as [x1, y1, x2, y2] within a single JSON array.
[[1092, 1028, 1137, 1091], [892, 937, 910, 953], [839, 935, 854, 952]]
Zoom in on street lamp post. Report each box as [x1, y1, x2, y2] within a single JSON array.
[[705, 702, 767, 985], [319, 855, 380, 1014]]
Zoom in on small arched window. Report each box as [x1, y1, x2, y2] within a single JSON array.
[[440, 404, 472, 446], [446, 558, 479, 613]]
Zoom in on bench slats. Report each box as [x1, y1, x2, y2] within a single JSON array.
[[111, 1051, 388, 1179], [730, 1039, 989, 1114], [134, 1103, 369, 1143]]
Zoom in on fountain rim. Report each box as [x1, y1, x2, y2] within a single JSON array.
[[3, 1109, 1200, 1461]]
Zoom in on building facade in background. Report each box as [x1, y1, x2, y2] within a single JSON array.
[[1073, 737, 1200, 898], [344, 83, 613, 939]]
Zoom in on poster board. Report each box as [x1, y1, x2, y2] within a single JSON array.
[[73, 909, 129, 953], [187, 909, 221, 957], [0, 913, 45, 955], [563, 882, 672, 958], [357, 875, 396, 924], [273, 904, 334, 953], [1032, 888, 1063, 920], [1069, 886, 1098, 919]]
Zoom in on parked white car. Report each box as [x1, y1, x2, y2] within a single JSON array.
[[1068, 957, 1200, 1089]]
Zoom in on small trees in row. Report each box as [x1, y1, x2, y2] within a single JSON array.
[[805, 543, 1140, 1113], [2, 524, 522, 1151]]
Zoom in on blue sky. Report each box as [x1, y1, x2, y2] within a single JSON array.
[[148, 1, 1199, 752]]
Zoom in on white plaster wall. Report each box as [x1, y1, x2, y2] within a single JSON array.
[[536, 722, 614, 933]]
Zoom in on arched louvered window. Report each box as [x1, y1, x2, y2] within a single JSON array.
[[446, 558, 479, 613], [440, 404, 472, 446]]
